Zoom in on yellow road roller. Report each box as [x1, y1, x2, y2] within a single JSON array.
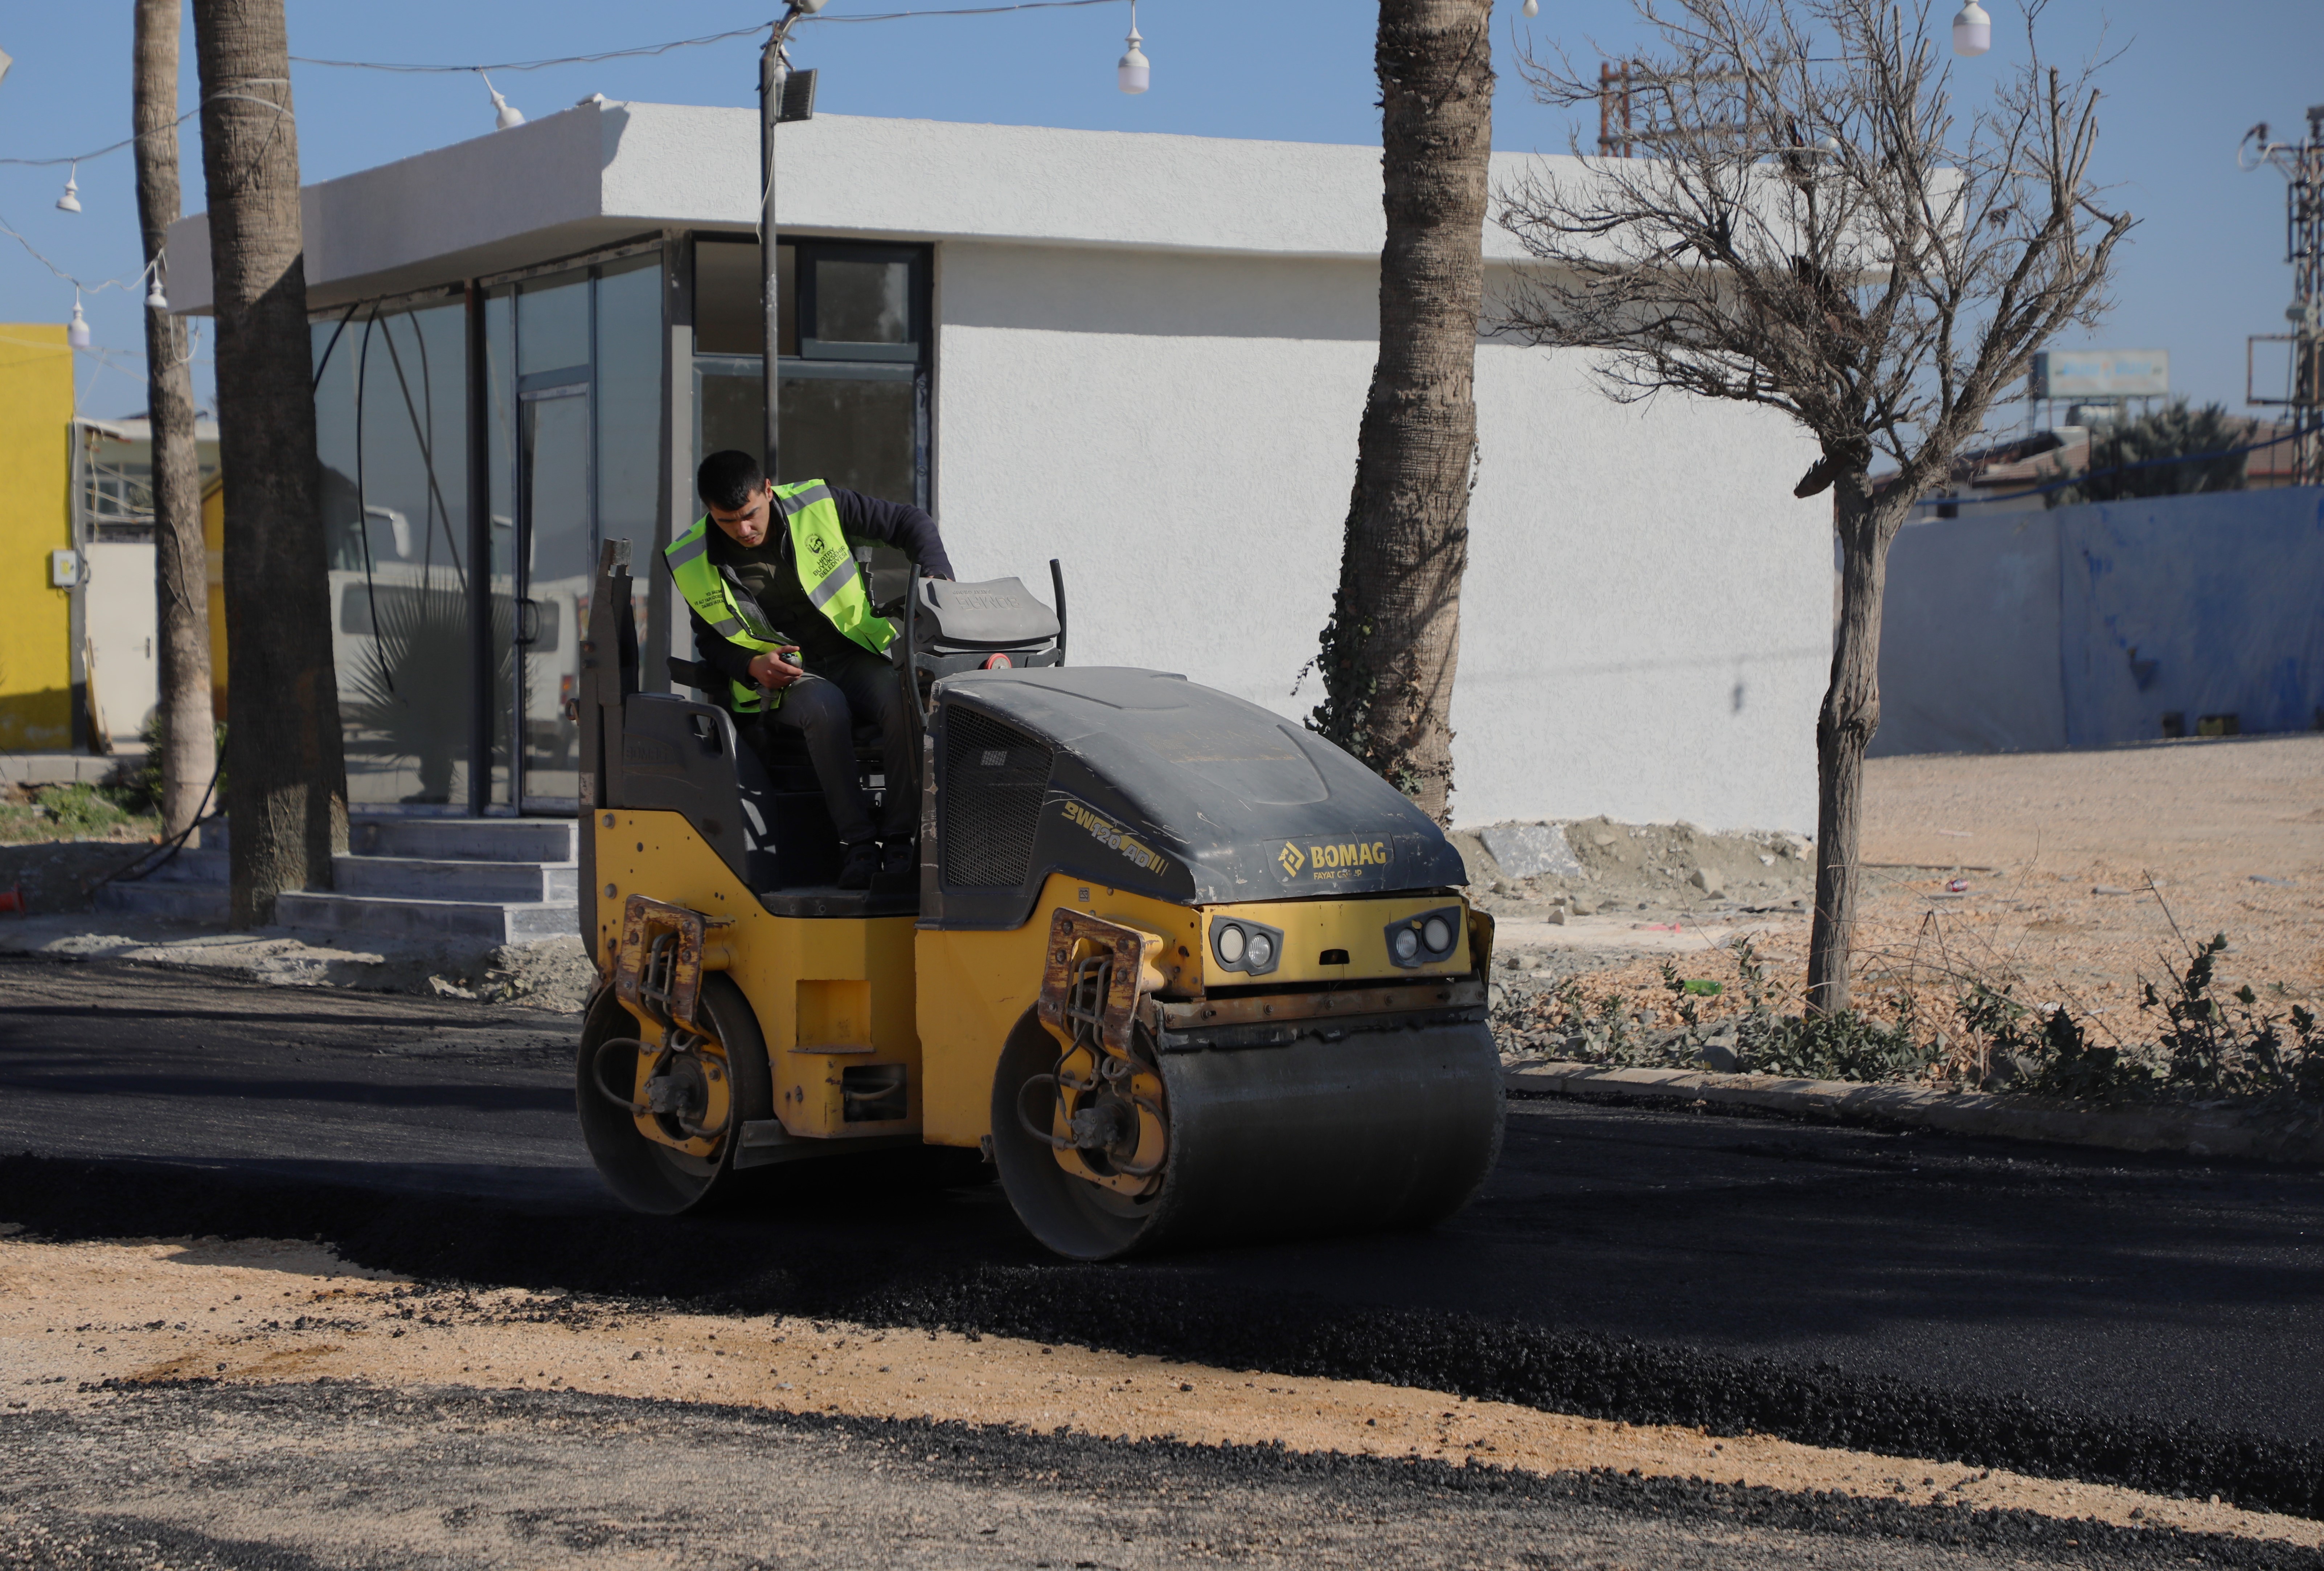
[[572, 541, 1502, 1259]]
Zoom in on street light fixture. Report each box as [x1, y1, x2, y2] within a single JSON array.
[[1951, 2, 1992, 57], [1118, 1, 1149, 94], [482, 70, 525, 130]]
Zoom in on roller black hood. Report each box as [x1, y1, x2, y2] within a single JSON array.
[[925, 666, 1467, 928]]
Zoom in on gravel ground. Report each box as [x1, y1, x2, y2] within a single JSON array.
[[1483, 734, 2324, 1059], [16, 1382, 2315, 1571], [9, 1232, 2313, 1550]]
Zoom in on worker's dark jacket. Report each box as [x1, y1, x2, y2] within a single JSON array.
[[687, 487, 954, 688]]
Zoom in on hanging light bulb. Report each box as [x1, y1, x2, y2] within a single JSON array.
[[56, 164, 81, 214], [1118, 1, 1149, 94], [481, 70, 525, 131], [1522, 0, 1540, 16], [146, 271, 169, 312], [67, 297, 91, 349], [1951, 1, 1992, 56]]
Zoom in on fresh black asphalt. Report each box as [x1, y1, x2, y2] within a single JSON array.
[[4, 952, 2321, 1522]]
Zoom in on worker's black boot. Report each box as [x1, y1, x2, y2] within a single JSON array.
[[879, 840, 915, 878], [836, 840, 880, 890]]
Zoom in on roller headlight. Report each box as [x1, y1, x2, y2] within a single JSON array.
[[1385, 905, 1465, 969], [1208, 916, 1283, 977]]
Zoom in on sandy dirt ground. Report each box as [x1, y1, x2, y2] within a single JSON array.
[[1494, 735, 2324, 1045], [1, 1231, 2312, 1553]]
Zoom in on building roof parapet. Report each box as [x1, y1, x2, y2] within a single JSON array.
[[164, 103, 1592, 315]]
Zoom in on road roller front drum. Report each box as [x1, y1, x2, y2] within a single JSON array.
[[991, 1006, 1506, 1262]]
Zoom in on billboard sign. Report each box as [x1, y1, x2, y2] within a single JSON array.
[[2029, 349, 2169, 400]]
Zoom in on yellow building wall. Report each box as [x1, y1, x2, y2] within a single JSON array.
[[0, 324, 75, 750]]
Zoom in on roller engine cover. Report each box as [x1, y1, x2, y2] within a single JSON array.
[[924, 667, 1469, 927]]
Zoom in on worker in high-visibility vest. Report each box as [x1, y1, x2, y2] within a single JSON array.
[[671, 449, 954, 890]]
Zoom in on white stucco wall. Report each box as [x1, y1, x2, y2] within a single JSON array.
[[165, 104, 1832, 833], [934, 242, 1827, 834]]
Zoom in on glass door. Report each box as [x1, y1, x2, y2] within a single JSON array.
[[515, 383, 591, 811]]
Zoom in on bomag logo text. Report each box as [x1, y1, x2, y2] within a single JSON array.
[[1284, 840, 1390, 880], [1060, 799, 1169, 876]]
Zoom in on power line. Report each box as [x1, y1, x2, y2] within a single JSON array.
[[0, 0, 1132, 168], [813, 0, 1122, 22], [288, 24, 772, 75], [284, 0, 1124, 75]]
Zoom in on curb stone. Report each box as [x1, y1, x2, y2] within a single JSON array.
[[1503, 1061, 2324, 1166]]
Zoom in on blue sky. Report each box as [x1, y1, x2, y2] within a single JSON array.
[[2, 1, 2316, 424]]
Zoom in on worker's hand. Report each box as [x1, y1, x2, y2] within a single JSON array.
[[748, 651, 805, 690]]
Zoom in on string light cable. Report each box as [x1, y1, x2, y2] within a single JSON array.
[[0, 2, 1143, 173], [283, 0, 1126, 73]]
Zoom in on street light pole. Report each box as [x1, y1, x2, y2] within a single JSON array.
[[760, 1, 824, 485]]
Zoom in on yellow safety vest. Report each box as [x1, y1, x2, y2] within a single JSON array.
[[664, 481, 895, 713]]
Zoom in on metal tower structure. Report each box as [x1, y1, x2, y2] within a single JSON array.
[[2241, 106, 2324, 486]]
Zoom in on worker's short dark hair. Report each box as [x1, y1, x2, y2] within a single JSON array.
[[697, 449, 765, 512]]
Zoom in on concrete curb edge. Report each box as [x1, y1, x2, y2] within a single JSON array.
[[1503, 1061, 2324, 1166]]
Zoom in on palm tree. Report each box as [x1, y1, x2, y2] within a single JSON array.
[[1309, 0, 1495, 823], [134, 0, 217, 841], [191, 0, 347, 924]]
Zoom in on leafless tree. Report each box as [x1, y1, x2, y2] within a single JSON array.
[[1496, 0, 2129, 1012], [1310, 0, 1494, 822], [134, 0, 217, 842], [192, 0, 347, 924]]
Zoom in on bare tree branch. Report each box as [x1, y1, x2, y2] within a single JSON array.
[[1493, 0, 2131, 1012]]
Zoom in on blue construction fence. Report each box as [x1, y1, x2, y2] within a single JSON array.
[[1870, 487, 2324, 757]]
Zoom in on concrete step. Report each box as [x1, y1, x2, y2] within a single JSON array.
[[351, 817, 578, 864], [198, 816, 579, 864], [94, 879, 231, 925], [136, 846, 231, 885], [273, 890, 579, 946], [330, 855, 578, 903]]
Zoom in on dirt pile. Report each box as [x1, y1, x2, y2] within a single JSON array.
[[1453, 818, 1813, 921]]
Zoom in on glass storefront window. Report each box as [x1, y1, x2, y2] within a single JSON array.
[[312, 298, 473, 806], [596, 258, 662, 552], [517, 277, 590, 377], [694, 240, 795, 357], [485, 289, 516, 808], [688, 236, 930, 516], [813, 257, 909, 346], [696, 362, 919, 505], [492, 255, 666, 811]]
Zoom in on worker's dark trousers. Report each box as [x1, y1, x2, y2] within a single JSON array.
[[752, 647, 916, 846]]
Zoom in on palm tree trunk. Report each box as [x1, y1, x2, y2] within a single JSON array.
[[134, 0, 217, 842], [1805, 471, 1893, 1015], [1313, 0, 1493, 822], [191, 0, 346, 925]]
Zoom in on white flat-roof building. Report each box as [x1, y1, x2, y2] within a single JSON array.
[[169, 103, 1827, 831]]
